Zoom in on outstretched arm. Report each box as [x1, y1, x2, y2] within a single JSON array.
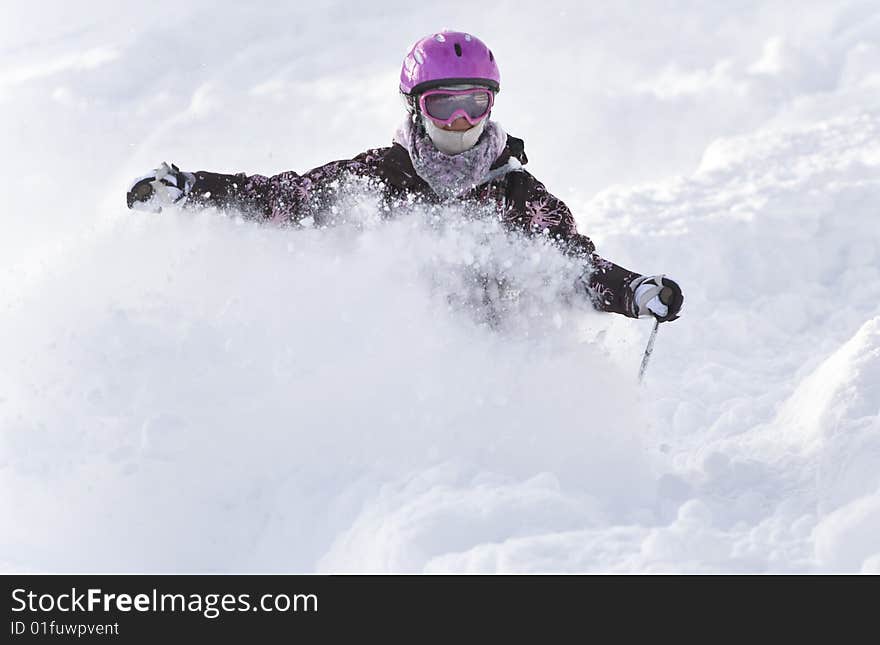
[[186, 169, 306, 223], [127, 149, 387, 224], [509, 171, 683, 321]]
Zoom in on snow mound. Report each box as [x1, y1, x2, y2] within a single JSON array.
[[814, 492, 880, 572], [775, 316, 880, 455]]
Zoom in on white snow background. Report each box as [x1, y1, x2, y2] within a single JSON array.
[[1, 0, 879, 572]]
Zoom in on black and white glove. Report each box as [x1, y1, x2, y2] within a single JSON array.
[[630, 275, 683, 322], [126, 162, 195, 212]]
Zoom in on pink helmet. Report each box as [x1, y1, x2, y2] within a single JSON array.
[[400, 30, 501, 95]]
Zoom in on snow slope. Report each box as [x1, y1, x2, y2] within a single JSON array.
[[1, 0, 879, 572]]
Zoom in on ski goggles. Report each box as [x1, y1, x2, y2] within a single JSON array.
[[418, 88, 494, 126]]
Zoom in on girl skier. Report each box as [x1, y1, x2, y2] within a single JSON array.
[[127, 30, 683, 323]]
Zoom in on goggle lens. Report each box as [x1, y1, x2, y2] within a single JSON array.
[[420, 89, 493, 125]]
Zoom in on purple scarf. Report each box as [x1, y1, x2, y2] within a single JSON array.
[[394, 118, 509, 200]]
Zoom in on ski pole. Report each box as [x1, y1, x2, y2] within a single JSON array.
[[638, 318, 660, 384], [637, 283, 676, 383]]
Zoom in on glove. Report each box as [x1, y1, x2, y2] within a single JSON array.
[[630, 275, 683, 322], [126, 162, 195, 212]]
